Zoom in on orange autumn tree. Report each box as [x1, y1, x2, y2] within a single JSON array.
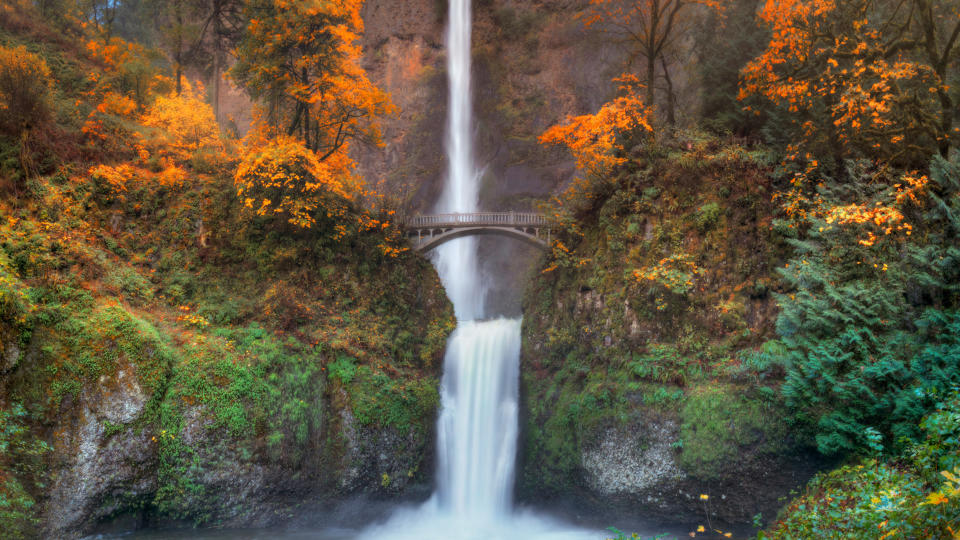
[[540, 74, 653, 182], [231, 0, 393, 155], [139, 81, 224, 164], [0, 44, 53, 137], [579, 0, 725, 124], [538, 75, 653, 270], [234, 135, 355, 232], [230, 0, 394, 235], [740, 0, 960, 167]]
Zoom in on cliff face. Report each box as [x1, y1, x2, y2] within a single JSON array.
[[359, 0, 624, 315], [359, 0, 620, 215], [0, 216, 454, 538]]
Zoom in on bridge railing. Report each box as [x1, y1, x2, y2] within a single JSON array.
[[405, 212, 549, 229]]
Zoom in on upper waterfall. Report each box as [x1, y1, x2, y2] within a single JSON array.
[[432, 0, 485, 321]]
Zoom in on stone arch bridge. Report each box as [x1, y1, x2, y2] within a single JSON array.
[[404, 212, 553, 252]]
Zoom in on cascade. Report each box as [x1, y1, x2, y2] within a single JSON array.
[[369, 1, 594, 538]]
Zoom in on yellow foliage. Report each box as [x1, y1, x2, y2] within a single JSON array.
[[88, 163, 139, 199], [97, 92, 137, 116], [156, 164, 188, 188], [0, 44, 53, 135], [232, 0, 394, 157], [139, 81, 223, 162], [234, 135, 355, 231]]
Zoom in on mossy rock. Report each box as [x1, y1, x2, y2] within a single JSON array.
[[679, 384, 789, 481]]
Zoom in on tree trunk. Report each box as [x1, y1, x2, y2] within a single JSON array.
[[213, 0, 224, 123], [645, 53, 656, 109], [214, 55, 221, 123], [661, 55, 676, 126], [175, 0, 183, 95]]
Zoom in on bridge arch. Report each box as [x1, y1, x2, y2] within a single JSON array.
[[413, 226, 547, 252], [403, 212, 553, 252]]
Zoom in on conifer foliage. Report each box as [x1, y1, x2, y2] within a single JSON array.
[[777, 158, 960, 455]]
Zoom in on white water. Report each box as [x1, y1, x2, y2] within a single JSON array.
[[432, 0, 484, 321], [370, 1, 598, 538]]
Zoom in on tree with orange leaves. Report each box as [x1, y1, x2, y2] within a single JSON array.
[[540, 74, 654, 179], [230, 0, 393, 156], [579, 0, 725, 124], [741, 0, 960, 167], [538, 73, 653, 238], [0, 44, 53, 137], [234, 134, 356, 232]]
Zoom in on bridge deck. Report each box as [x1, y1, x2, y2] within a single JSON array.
[[405, 212, 549, 229], [403, 212, 553, 252]]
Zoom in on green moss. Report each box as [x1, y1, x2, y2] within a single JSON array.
[[347, 365, 439, 433], [0, 403, 50, 538], [679, 385, 787, 480], [520, 134, 793, 496]]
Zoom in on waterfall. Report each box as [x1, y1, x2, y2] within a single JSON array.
[[431, 0, 518, 519], [368, 2, 595, 538], [435, 319, 521, 519], [433, 0, 484, 321]]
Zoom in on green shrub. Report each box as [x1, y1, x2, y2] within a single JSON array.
[[694, 202, 721, 232], [0, 403, 50, 539], [327, 354, 357, 384], [348, 365, 439, 432], [777, 158, 960, 455], [767, 460, 959, 539]]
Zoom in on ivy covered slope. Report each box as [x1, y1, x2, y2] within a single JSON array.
[[0, 5, 453, 539], [518, 133, 820, 524]]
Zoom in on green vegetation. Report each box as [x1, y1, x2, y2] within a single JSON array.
[[0, 404, 50, 539], [767, 391, 960, 538], [0, 3, 454, 534], [776, 159, 960, 456], [679, 386, 788, 481], [521, 134, 796, 499]]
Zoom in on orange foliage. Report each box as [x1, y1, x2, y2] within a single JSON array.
[[139, 81, 224, 163], [741, 0, 960, 164], [540, 74, 653, 179], [234, 135, 355, 231], [0, 44, 53, 135], [779, 167, 928, 247], [80, 36, 171, 153], [88, 163, 138, 200], [232, 0, 394, 158]]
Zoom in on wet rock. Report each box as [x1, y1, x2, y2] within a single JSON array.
[[42, 366, 155, 537], [2, 341, 19, 372], [583, 423, 684, 495]]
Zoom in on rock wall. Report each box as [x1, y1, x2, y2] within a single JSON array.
[[359, 0, 626, 315], [0, 245, 453, 538]]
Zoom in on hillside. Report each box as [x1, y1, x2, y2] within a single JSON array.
[[517, 134, 822, 526], [0, 4, 454, 537], [2, 0, 960, 538]]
